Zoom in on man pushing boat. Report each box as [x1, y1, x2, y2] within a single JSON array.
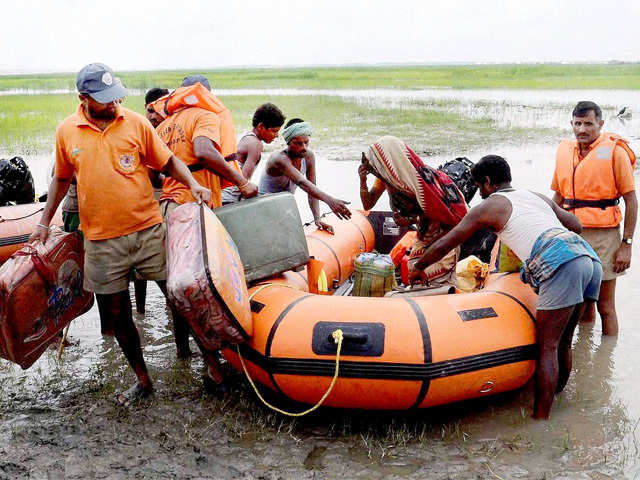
[[30, 63, 211, 406], [408, 155, 601, 419]]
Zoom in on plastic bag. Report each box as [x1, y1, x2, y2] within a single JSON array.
[[456, 255, 489, 292], [494, 241, 523, 273]]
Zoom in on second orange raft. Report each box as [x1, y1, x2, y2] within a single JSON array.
[[221, 207, 537, 410]]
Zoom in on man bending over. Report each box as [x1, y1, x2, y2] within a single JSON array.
[[258, 118, 351, 233], [409, 155, 601, 419]]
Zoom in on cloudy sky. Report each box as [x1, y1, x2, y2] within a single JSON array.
[[2, 0, 639, 73]]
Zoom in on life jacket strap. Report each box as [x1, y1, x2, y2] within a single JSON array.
[[562, 198, 620, 210]]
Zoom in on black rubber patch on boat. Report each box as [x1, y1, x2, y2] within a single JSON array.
[[458, 307, 498, 321], [312, 322, 385, 357], [250, 300, 265, 313]]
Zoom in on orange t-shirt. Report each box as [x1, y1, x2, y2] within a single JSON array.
[[55, 104, 172, 241], [157, 107, 225, 208], [551, 137, 636, 195]]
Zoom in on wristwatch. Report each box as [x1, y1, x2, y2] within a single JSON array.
[[622, 237, 633, 245]]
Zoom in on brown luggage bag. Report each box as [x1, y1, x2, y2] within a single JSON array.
[[0, 228, 94, 369]]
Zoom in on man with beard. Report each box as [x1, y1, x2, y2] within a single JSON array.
[[258, 118, 351, 233], [31, 63, 211, 406]]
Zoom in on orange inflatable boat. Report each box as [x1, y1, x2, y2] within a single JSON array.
[[0, 204, 63, 264], [222, 210, 537, 410]]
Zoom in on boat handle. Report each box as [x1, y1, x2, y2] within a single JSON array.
[[328, 333, 368, 345], [479, 381, 495, 393]]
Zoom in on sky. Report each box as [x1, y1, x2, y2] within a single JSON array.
[[1, 0, 639, 73]]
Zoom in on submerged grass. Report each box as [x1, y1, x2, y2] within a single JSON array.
[[0, 92, 556, 157], [1, 64, 640, 91]]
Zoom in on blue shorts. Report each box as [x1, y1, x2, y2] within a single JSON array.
[[537, 256, 602, 311]]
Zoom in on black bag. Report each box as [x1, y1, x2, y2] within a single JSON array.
[[0, 157, 35, 206]]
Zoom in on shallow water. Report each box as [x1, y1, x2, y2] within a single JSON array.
[[3, 91, 640, 478]]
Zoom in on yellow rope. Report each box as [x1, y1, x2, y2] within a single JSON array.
[[241, 282, 343, 415], [248, 282, 296, 301], [236, 328, 343, 416], [57, 324, 70, 362]]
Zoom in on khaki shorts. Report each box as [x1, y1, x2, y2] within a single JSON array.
[[84, 223, 167, 294], [581, 227, 623, 281], [159, 199, 181, 219]]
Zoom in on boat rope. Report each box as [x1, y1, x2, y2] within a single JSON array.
[[237, 282, 343, 416], [0, 206, 44, 223], [236, 328, 343, 417], [249, 281, 296, 299], [57, 324, 71, 362]]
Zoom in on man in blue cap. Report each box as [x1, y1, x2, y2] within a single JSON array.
[[32, 63, 211, 406]]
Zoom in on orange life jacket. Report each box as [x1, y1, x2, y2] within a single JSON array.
[[151, 83, 242, 187], [555, 132, 636, 228]]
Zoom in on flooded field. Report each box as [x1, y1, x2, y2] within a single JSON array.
[[2, 88, 640, 479]]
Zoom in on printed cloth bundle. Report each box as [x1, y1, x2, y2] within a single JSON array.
[[366, 136, 468, 227]]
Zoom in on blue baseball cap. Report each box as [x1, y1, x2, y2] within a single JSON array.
[[76, 63, 129, 104], [181, 74, 211, 91]]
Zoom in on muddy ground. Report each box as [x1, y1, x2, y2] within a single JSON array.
[[2, 304, 637, 480]]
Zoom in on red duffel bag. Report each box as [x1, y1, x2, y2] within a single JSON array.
[[0, 228, 94, 369]]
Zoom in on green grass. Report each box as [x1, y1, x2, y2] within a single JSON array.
[[1, 64, 640, 91], [0, 93, 557, 157]]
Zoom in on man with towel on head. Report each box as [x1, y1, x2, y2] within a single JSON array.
[[359, 135, 468, 285], [258, 118, 351, 233]]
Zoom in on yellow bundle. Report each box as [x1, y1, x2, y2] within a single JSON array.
[[456, 255, 489, 292]]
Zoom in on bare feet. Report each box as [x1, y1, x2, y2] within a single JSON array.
[[114, 382, 152, 407]]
